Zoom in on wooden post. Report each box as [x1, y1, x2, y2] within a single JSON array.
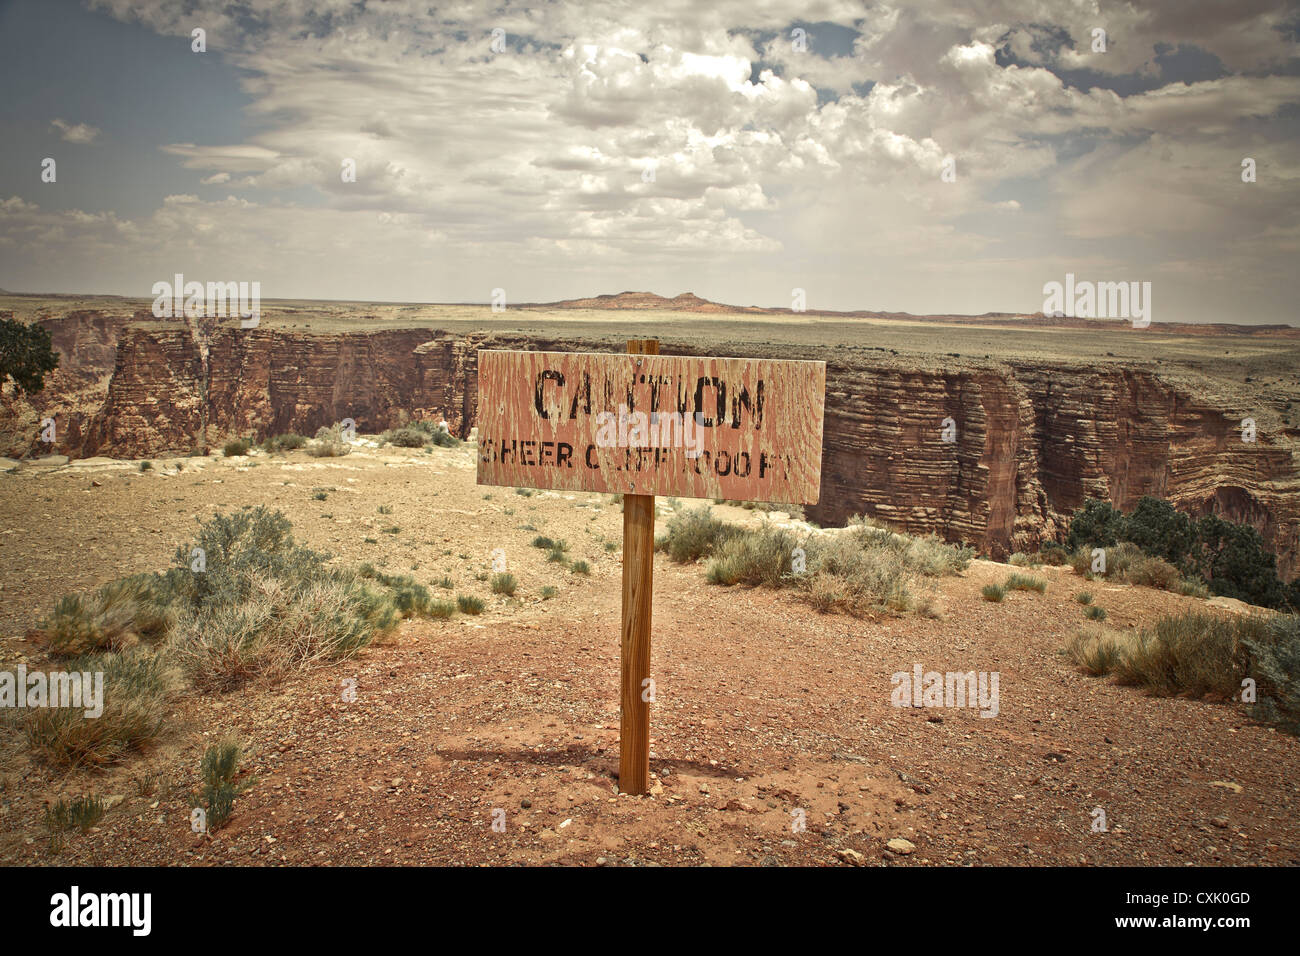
[[619, 338, 658, 795]]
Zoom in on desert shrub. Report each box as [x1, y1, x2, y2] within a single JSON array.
[[1241, 613, 1300, 733], [981, 584, 1005, 603], [427, 600, 456, 619], [546, 545, 569, 563], [1008, 552, 1036, 567], [262, 433, 307, 453], [658, 507, 740, 564], [382, 426, 427, 448], [1069, 609, 1300, 733], [197, 737, 251, 832], [1084, 605, 1107, 621], [491, 573, 517, 595], [1038, 544, 1070, 566], [570, 561, 591, 576], [21, 651, 175, 768], [1112, 612, 1251, 699], [40, 574, 174, 656], [308, 424, 352, 457], [801, 531, 914, 615], [169, 507, 329, 616], [1065, 497, 1298, 611], [43, 795, 106, 852], [168, 573, 397, 691], [1120, 554, 1182, 590], [222, 438, 251, 457], [1076, 591, 1093, 605], [531, 535, 555, 550], [409, 419, 460, 447], [705, 525, 796, 587], [674, 514, 970, 617], [457, 594, 485, 615], [902, 533, 974, 575], [436, 575, 454, 590], [1177, 578, 1210, 598], [540, 586, 558, 600], [379, 575, 432, 618], [1065, 625, 1125, 676], [1005, 573, 1047, 594]]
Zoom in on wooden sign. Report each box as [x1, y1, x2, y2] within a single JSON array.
[[476, 348, 826, 504], [476, 342, 826, 796]]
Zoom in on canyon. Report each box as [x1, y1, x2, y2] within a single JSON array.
[[3, 294, 1298, 577]]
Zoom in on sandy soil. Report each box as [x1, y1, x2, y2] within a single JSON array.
[[1, 443, 1297, 866]]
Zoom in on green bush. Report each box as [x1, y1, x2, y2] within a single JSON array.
[[705, 525, 794, 587], [457, 594, 485, 615], [981, 584, 1005, 602], [1076, 591, 1093, 605], [570, 561, 591, 576], [1005, 573, 1047, 594], [1241, 614, 1300, 733], [1084, 605, 1107, 621], [1066, 499, 1127, 551], [197, 737, 251, 832], [427, 600, 456, 619], [222, 438, 251, 457], [658, 507, 740, 564], [1065, 496, 1298, 611], [491, 573, 518, 595], [408, 420, 460, 446]]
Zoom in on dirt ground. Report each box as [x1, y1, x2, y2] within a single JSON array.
[[1, 442, 1297, 866]]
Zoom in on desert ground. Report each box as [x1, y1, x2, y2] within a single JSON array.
[[1, 439, 1297, 867]]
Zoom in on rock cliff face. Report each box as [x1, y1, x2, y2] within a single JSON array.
[[32, 320, 1300, 578]]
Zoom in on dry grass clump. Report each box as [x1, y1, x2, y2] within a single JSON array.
[[1065, 611, 1299, 734], [18, 650, 178, 768], [665, 512, 969, 618], [39, 574, 173, 655], [168, 572, 397, 692], [307, 423, 353, 457]]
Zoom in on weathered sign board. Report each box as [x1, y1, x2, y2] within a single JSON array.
[[475, 349, 826, 504], [476, 343, 827, 795]]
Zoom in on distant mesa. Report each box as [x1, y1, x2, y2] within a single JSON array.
[[530, 291, 744, 313]]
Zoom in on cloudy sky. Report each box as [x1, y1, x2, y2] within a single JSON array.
[[0, 0, 1297, 322]]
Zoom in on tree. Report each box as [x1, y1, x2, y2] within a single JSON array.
[[1195, 514, 1285, 608], [0, 317, 59, 395], [1125, 495, 1198, 572], [1066, 498, 1127, 551]]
